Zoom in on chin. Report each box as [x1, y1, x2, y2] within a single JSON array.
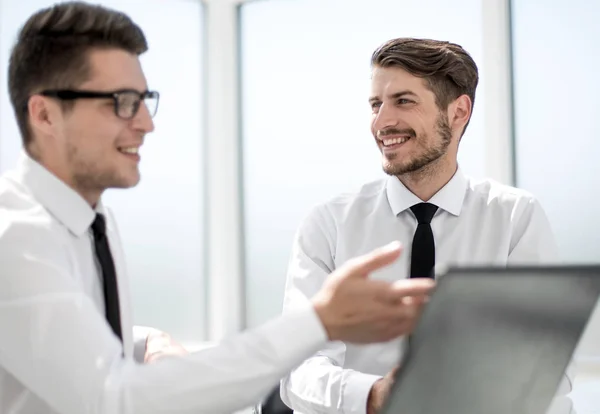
[[113, 174, 141, 189], [383, 166, 403, 176], [382, 157, 409, 176], [125, 177, 141, 188]]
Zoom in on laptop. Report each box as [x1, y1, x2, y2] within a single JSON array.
[[381, 265, 600, 414]]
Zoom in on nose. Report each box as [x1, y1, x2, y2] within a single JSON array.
[[372, 102, 399, 132], [132, 101, 155, 133]]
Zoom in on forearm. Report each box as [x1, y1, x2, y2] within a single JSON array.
[[122, 308, 327, 414], [281, 356, 381, 414], [2, 286, 327, 414]]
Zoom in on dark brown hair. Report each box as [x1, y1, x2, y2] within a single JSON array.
[[8, 1, 148, 147], [371, 38, 479, 136]]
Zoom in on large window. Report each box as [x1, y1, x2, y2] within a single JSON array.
[[0, 0, 206, 345], [511, 0, 600, 410], [511, 0, 600, 265], [240, 0, 488, 328]]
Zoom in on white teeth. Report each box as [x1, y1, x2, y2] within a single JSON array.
[[382, 137, 410, 146], [120, 147, 139, 154]]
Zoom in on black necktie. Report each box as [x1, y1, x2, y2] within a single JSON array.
[[410, 203, 438, 279], [91, 213, 123, 342]]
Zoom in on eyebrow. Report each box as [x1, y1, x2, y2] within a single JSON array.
[[369, 90, 419, 104]]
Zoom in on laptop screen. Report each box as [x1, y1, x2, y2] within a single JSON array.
[[381, 266, 600, 414]]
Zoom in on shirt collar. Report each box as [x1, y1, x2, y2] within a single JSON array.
[[16, 152, 100, 237], [386, 167, 469, 217]]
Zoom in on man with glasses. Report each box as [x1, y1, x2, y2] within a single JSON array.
[[0, 2, 435, 414]]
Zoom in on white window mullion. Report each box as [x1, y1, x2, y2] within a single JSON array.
[[481, 0, 514, 185], [203, 0, 246, 341]]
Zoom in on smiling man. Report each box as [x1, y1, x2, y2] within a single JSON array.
[[280, 38, 575, 414]]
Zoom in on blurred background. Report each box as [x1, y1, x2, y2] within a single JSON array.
[[0, 0, 598, 412]]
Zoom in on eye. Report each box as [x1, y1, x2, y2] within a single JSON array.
[[397, 98, 413, 105], [370, 101, 382, 110], [117, 92, 139, 108]]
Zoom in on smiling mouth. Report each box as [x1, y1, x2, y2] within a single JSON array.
[[119, 147, 139, 155], [381, 136, 411, 147]]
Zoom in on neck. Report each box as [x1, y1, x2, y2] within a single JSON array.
[[32, 148, 102, 208], [65, 177, 102, 208], [397, 158, 458, 202]]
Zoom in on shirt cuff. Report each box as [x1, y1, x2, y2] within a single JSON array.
[[342, 371, 383, 414], [132, 325, 156, 363]]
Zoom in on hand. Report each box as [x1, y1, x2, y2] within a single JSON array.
[[144, 330, 188, 363], [311, 241, 434, 344], [367, 366, 400, 414]]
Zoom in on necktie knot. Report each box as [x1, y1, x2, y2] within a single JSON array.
[[411, 203, 438, 225], [91, 213, 107, 238]]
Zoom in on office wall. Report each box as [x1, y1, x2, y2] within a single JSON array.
[[511, 0, 600, 362], [239, 0, 488, 328], [0, 0, 207, 344]]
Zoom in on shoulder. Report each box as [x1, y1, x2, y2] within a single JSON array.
[[292, 179, 388, 248], [0, 174, 78, 301], [467, 177, 543, 215], [0, 174, 68, 265], [303, 178, 388, 224]]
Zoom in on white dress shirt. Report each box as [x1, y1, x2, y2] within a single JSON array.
[[280, 168, 575, 414], [0, 154, 328, 414]]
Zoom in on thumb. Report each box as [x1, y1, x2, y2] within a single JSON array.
[[344, 241, 403, 277]]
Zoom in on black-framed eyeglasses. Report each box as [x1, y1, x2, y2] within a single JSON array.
[[39, 89, 160, 120]]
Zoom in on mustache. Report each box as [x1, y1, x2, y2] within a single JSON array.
[[377, 128, 416, 139]]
